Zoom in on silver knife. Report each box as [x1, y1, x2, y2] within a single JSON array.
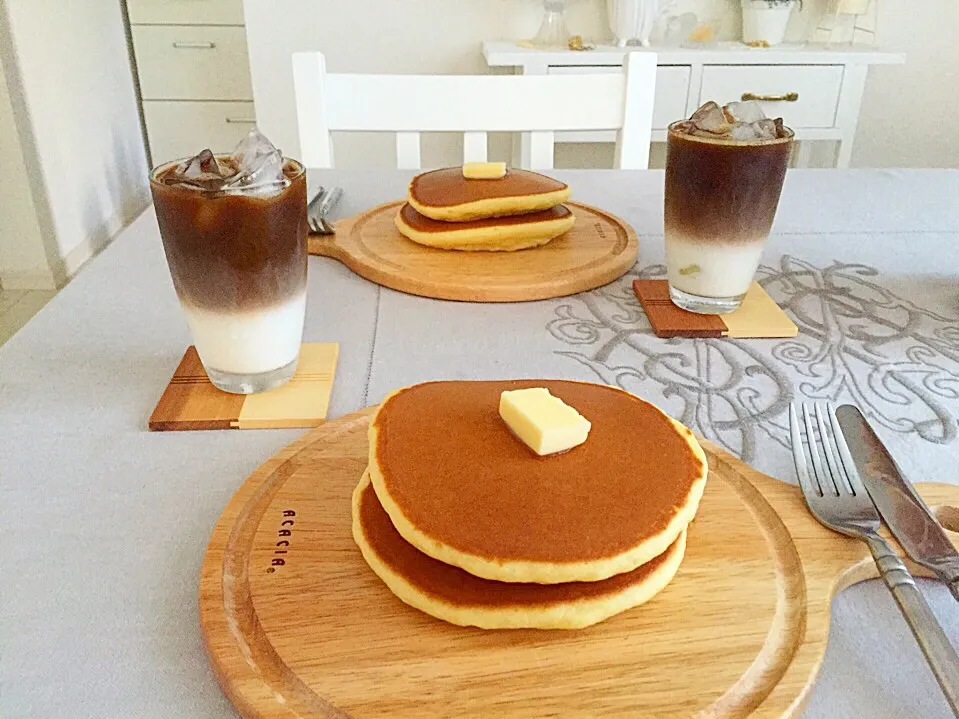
[[836, 404, 959, 601]]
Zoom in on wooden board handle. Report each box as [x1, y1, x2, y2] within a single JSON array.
[[308, 216, 357, 260], [308, 233, 336, 258], [936, 505, 959, 532]]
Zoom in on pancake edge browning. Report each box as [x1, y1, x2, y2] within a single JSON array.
[[367, 380, 709, 584], [352, 472, 688, 629], [407, 187, 572, 222], [394, 204, 575, 251]]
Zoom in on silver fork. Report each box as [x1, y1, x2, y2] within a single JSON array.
[[790, 402, 959, 716], [307, 185, 343, 235]]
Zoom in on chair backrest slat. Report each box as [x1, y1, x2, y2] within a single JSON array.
[[528, 131, 556, 170], [293, 52, 335, 168], [292, 52, 657, 170], [395, 132, 421, 170], [616, 52, 657, 170], [462, 131, 488, 163]]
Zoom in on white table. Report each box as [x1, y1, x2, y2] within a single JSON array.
[[483, 42, 905, 168], [1, 169, 957, 718]]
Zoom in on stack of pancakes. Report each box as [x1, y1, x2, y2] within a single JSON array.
[[352, 380, 709, 630], [394, 167, 575, 251]]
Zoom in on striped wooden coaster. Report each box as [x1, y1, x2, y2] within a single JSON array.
[[633, 280, 797, 339], [149, 343, 338, 431]]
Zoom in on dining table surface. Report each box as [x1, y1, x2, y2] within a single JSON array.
[[2, 167, 959, 718]]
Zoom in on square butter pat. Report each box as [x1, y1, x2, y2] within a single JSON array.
[[463, 161, 506, 179], [499, 388, 591, 456]]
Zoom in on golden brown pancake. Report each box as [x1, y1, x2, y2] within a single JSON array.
[[408, 167, 571, 222], [394, 202, 575, 251], [368, 380, 708, 584], [353, 472, 687, 629]]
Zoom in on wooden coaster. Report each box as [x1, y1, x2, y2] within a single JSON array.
[[149, 343, 338, 431], [633, 280, 797, 339]]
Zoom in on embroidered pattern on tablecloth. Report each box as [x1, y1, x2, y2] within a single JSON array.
[[548, 256, 959, 463]]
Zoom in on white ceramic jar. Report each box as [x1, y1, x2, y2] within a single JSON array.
[[607, 0, 660, 47], [741, 0, 796, 46]]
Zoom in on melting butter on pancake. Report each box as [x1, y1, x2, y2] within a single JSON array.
[[368, 380, 708, 584], [394, 203, 575, 252], [353, 472, 686, 629], [408, 167, 571, 222]]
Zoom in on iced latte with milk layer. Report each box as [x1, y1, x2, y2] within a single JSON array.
[[664, 101, 793, 314], [150, 129, 308, 394]]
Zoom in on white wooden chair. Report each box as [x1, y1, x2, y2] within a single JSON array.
[[291, 52, 657, 170]]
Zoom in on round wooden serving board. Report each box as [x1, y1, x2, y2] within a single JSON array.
[[199, 408, 959, 718], [307, 201, 638, 302]]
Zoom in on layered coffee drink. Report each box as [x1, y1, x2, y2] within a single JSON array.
[[150, 130, 308, 393], [664, 101, 793, 314]]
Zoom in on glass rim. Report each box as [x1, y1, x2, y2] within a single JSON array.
[[666, 119, 795, 146], [148, 155, 306, 187]]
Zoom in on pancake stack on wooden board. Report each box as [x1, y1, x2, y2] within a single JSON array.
[[351, 379, 709, 630], [394, 165, 576, 251]]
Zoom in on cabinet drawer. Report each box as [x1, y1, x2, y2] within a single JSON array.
[[133, 26, 252, 100], [127, 0, 244, 25], [547, 65, 690, 130], [144, 101, 257, 162], [699, 65, 843, 129]]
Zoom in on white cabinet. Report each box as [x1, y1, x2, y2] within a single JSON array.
[[133, 26, 253, 101], [698, 65, 843, 129], [127, 0, 245, 25], [142, 101, 256, 161], [126, 0, 254, 165], [483, 42, 904, 168], [548, 65, 690, 132]]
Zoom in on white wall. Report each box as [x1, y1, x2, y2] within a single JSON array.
[[245, 0, 958, 170], [0, 48, 56, 289], [850, 0, 959, 168], [245, 0, 581, 167], [0, 0, 149, 288]]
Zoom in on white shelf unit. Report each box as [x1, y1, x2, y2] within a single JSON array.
[[127, 0, 256, 164], [483, 41, 904, 168]]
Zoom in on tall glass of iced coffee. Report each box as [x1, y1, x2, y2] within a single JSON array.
[[664, 101, 793, 314], [150, 129, 308, 394]]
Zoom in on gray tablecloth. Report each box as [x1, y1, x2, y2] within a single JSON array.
[[2, 169, 957, 718]]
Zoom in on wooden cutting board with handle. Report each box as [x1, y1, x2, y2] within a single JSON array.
[[307, 200, 638, 302], [198, 407, 959, 718]]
